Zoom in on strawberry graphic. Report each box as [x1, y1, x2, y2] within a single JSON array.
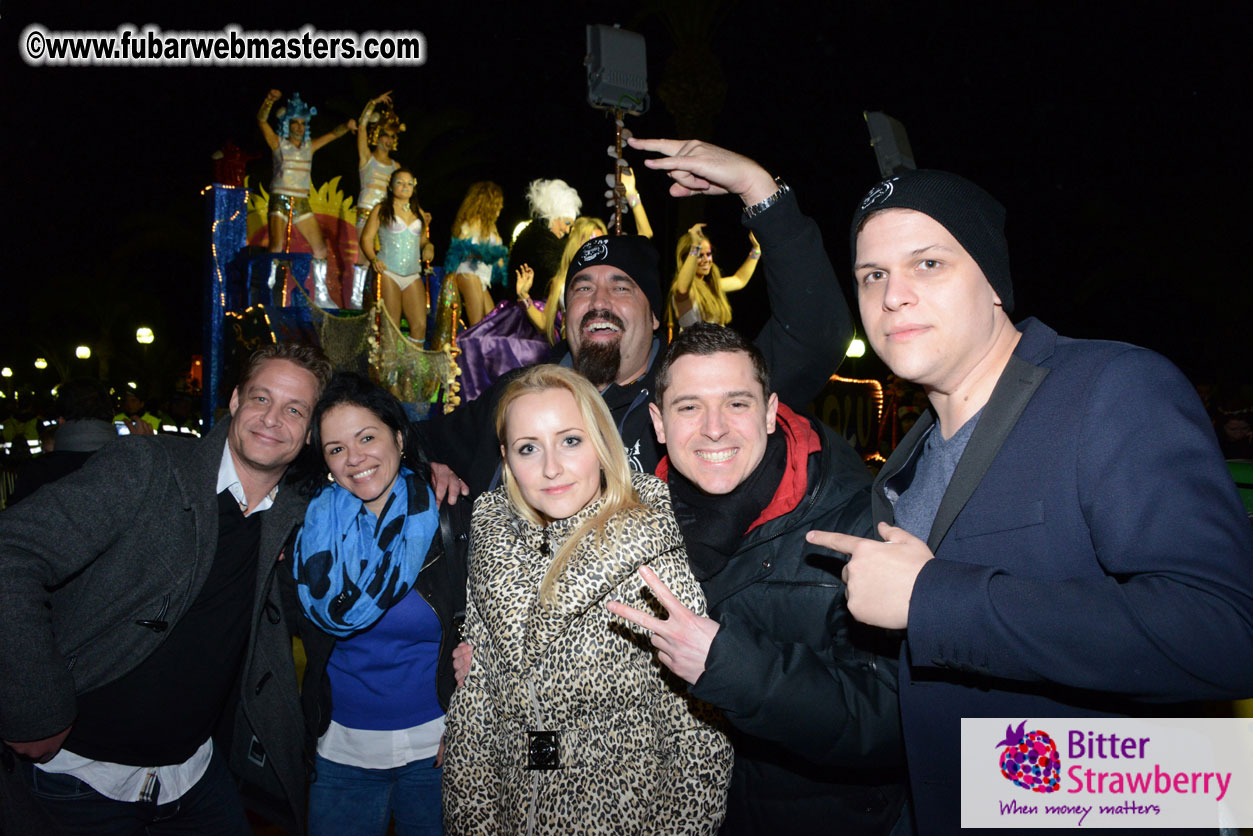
[[996, 720, 1061, 793]]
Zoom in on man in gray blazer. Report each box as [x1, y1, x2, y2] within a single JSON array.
[[0, 342, 331, 835]]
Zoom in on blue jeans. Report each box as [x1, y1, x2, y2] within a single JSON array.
[[308, 754, 442, 836], [21, 746, 251, 836]]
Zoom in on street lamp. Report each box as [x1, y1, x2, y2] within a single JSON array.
[[136, 327, 154, 345], [76, 346, 92, 359]]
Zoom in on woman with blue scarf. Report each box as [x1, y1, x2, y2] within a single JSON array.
[[292, 372, 468, 836]]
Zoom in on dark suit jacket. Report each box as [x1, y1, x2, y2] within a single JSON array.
[[872, 318, 1253, 835], [0, 419, 308, 834]]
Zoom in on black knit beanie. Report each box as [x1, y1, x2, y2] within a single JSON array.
[[849, 170, 1013, 314], [565, 235, 663, 323]]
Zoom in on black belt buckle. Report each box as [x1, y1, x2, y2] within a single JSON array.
[[525, 730, 561, 770]]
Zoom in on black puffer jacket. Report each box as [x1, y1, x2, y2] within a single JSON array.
[[687, 414, 907, 835]]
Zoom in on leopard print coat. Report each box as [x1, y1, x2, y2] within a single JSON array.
[[443, 473, 732, 835]]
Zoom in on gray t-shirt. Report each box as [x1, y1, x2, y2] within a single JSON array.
[[889, 410, 982, 542]]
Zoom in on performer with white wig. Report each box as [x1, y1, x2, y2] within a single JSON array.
[[506, 178, 582, 299]]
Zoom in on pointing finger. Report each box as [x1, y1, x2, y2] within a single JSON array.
[[627, 136, 683, 155], [806, 529, 870, 557]]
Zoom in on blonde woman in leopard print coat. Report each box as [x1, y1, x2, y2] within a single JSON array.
[[442, 365, 732, 835]]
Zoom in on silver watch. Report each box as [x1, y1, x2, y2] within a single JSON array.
[[742, 177, 790, 219]]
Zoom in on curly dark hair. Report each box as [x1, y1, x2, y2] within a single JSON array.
[[292, 372, 430, 497]]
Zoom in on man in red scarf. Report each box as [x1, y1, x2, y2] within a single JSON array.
[[609, 323, 906, 836]]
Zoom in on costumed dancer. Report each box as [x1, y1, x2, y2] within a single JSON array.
[[361, 169, 431, 343], [667, 222, 760, 331], [293, 373, 467, 836], [257, 89, 356, 308], [504, 178, 582, 300], [442, 365, 732, 834], [515, 217, 607, 345], [443, 182, 508, 327], [349, 91, 404, 309]]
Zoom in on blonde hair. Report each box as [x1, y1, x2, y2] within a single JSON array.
[[495, 365, 641, 604], [452, 181, 504, 241], [541, 217, 608, 344], [668, 231, 732, 329]]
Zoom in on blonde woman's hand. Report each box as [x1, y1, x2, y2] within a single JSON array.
[[620, 166, 637, 196]]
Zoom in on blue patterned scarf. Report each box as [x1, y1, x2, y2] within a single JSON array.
[[293, 467, 438, 637]]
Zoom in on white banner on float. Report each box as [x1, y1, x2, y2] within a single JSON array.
[[960, 718, 1253, 828]]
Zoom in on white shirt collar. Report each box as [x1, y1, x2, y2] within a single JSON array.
[[217, 441, 277, 515]]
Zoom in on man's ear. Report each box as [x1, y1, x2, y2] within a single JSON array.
[[651, 312, 660, 331], [764, 392, 779, 434], [228, 387, 240, 417], [648, 401, 666, 445]]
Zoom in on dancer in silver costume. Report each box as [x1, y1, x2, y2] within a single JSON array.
[[257, 89, 356, 308]]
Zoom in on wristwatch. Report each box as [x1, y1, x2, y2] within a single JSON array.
[[742, 177, 790, 219]]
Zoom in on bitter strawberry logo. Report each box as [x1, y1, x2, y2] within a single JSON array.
[[996, 720, 1061, 793]]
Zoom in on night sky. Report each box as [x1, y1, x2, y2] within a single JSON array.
[[2, 1, 1249, 401]]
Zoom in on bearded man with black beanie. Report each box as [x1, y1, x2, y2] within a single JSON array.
[[418, 138, 853, 503]]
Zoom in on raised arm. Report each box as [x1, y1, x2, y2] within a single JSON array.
[[672, 223, 706, 303], [515, 265, 545, 332], [630, 136, 851, 409], [257, 89, 282, 151], [718, 232, 760, 293], [356, 90, 391, 166], [620, 167, 654, 239], [628, 137, 777, 204], [311, 119, 356, 154]]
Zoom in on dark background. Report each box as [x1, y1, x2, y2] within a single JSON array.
[[1, 0, 1249, 401]]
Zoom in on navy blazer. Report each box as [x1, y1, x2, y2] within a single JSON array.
[[872, 318, 1253, 835]]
